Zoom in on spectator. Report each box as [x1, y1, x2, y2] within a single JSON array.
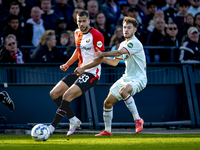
[[94, 11, 114, 46], [2, 15, 26, 45], [52, 0, 73, 25], [41, 0, 59, 30], [87, 0, 99, 27], [101, 0, 121, 25], [0, 0, 9, 36], [146, 0, 158, 24], [181, 13, 194, 37], [67, 7, 84, 31], [179, 26, 200, 63], [55, 17, 68, 39], [75, 0, 86, 9], [138, 0, 149, 15], [173, 0, 190, 33], [161, 0, 178, 24], [57, 30, 69, 46], [32, 30, 63, 63], [118, 3, 129, 21], [17, 0, 31, 20], [127, 0, 147, 24], [67, 30, 75, 46], [0, 35, 30, 63], [65, 30, 76, 61], [8, 2, 26, 29], [24, 6, 47, 47], [147, 9, 165, 32], [109, 25, 124, 47], [146, 18, 166, 62], [158, 22, 180, 62], [194, 12, 200, 33], [187, 0, 200, 17], [68, 0, 85, 9]]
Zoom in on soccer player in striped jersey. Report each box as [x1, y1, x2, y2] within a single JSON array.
[[94, 16, 147, 136], [48, 10, 105, 137]]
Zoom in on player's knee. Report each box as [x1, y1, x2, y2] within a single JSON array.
[[104, 100, 113, 109], [62, 92, 73, 102], [50, 90, 57, 100], [119, 90, 127, 99]]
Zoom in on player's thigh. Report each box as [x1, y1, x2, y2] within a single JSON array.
[[119, 84, 133, 98], [50, 80, 69, 98], [63, 84, 82, 102], [104, 93, 118, 108]]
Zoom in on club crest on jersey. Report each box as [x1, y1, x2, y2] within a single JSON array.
[[86, 38, 90, 43], [97, 41, 103, 48], [127, 43, 133, 48]]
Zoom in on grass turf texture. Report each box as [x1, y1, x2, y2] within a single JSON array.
[[0, 134, 200, 150]]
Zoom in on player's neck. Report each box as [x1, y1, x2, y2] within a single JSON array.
[[82, 26, 92, 34], [125, 35, 134, 42]]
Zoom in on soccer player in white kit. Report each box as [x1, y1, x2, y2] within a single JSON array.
[[94, 16, 147, 136]]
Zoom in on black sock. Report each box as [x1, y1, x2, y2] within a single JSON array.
[[52, 100, 74, 128], [53, 96, 62, 107], [0, 94, 4, 101]]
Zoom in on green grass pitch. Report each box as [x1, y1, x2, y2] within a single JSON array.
[[1, 134, 200, 150]]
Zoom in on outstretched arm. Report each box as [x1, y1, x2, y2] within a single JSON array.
[[94, 47, 128, 57], [103, 57, 121, 66], [74, 57, 103, 75], [60, 49, 78, 71]]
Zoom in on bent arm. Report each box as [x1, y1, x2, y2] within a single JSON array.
[[81, 57, 103, 70], [65, 49, 79, 67]]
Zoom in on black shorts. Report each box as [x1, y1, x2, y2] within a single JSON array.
[[62, 72, 98, 94]]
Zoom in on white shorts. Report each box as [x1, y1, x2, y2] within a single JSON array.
[[110, 77, 146, 101]]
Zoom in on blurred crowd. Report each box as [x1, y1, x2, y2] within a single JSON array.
[[0, 0, 199, 63]]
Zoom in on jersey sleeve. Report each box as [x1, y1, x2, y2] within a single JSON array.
[[123, 41, 143, 55], [93, 32, 105, 52]]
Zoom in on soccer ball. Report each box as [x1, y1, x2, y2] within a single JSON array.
[[31, 124, 50, 141]]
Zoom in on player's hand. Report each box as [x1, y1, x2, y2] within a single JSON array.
[[74, 67, 84, 76], [60, 64, 69, 71], [93, 51, 103, 58]]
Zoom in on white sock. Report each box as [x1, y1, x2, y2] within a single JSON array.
[[123, 95, 140, 121], [103, 107, 113, 133], [69, 116, 78, 122], [48, 125, 55, 133]]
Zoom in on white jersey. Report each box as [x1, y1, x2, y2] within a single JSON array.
[[116, 35, 147, 86], [75, 28, 105, 78]]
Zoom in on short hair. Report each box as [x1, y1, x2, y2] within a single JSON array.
[[167, 22, 177, 26], [123, 16, 139, 28], [39, 30, 55, 45], [77, 10, 89, 18], [41, 0, 51, 3], [87, 0, 98, 5], [9, 2, 20, 9], [4, 35, 17, 46]]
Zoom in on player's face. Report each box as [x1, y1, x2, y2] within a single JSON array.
[[77, 15, 90, 33], [123, 22, 136, 40]]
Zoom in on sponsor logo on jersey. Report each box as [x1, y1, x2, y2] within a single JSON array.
[[127, 43, 133, 48], [86, 38, 90, 43], [97, 41, 103, 48], [77, 46, 91, 50]]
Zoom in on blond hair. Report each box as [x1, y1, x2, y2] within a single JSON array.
[[39, 30, 55, 45]]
